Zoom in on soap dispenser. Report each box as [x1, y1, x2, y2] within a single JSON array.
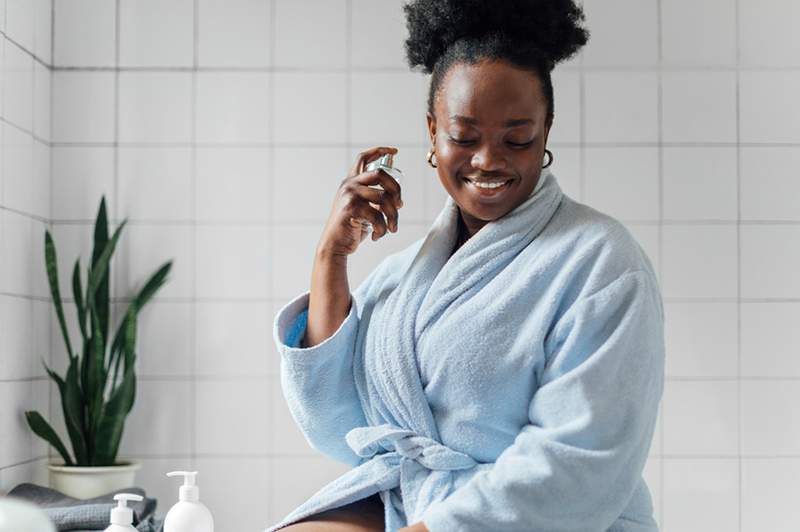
[[103, 493, 142, 532], [163, 471, 214, 532]]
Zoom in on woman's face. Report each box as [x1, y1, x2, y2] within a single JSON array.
[[426, 59, 551, 234]]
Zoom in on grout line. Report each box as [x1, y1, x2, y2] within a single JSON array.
[[190, 0, 199, 470], [735, 0, 743, 529], [656, 0, 665, 523], [267, 0, 277, 516]]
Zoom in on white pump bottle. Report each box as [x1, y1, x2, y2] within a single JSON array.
[[163, 471, 214, 532], [103, 493, 143, 532]]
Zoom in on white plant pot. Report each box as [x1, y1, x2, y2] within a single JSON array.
[[47, 461, 141, 499]]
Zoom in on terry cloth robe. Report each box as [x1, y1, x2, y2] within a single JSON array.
[[266, 168, 665, 532]]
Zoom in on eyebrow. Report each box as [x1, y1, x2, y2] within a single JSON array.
[[449, 114, 534, 128]]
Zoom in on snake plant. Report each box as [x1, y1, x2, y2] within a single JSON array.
[[24, 196, 172, 466]]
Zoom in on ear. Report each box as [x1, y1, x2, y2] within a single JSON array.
[[426, 111, 437, 145]]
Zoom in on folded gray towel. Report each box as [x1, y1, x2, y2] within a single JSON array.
[[7, 483, 163, 532]]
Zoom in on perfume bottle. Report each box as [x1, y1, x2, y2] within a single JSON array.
[[359, 153, 404, 237]]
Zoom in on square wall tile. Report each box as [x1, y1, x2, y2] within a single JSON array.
[[549, 149, 581, 203], [662, 225, 738, 299], [663, 458, 739, 532], [115, 224, 194, 299], [661, 0, 736, 66], [584, 72, 658, 144], [741, 381, 800, 455], [0, 211, 33, 295], [52, 71, 115, 143], [119, 380, 193, 456], [741, 225, 800, 299], [117, 146, 193, 222], [549, 70, 581, 144], [54, 0, 116, 67], [195, 380, 270, 455], [118, 0, 193, 67], [741, 147, 800, 221], [274, 0, 346, 68], [195, 225, 270, 299], [195, 72, 270, 144], [584, 147, 659, 221], [124, 301, 193, 377], [3, 123, 34, 216], [664, 301, 738, 378], [741, 302, 800, 378], [663, 147, 737, 221], [118, 72, 193, 143], [195, 457, 271, 532], [33, 61, 50, 143], [195, 147, 270, 223], [349, 71, 428, 145], [742, 458, 800, 532], [4, 39, 34, 131], [197, 0, 271, 68], [350, 0, 408, 69], [271, 147, 348, 223], [32, 141, 50, 221], [663, 381, 739, 456], [661, 72, 737, 143], [32, 0, 51, 64], [740, 0, 800, 67], [195, 301, 272, 377], [52, 146, 115, 221], [0, 296, 33, 380], [6, 0, 35, 54], [270, 224, 317, 300], [740, 72, 800, 144], [273, 72, 346, 144], [582, 0, 658, 67]]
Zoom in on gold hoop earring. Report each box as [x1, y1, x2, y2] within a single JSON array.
[[542, 148, 553, 169], [426, 148, 438, 168]]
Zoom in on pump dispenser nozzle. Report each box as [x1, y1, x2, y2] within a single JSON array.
[[166, 471, 199, 502], [110, 493, 143, 526]]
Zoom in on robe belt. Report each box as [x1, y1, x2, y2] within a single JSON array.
[[345, 423, 477, 471]]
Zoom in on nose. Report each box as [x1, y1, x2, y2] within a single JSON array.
[[470, 142, 507, 173]]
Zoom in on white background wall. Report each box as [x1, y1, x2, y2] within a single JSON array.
[[1, 1, 799, 531]]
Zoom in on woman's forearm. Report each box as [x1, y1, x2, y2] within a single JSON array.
[[302, 248, 352, 348]]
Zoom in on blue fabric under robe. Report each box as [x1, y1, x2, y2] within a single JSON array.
[[266, 168, 665, 532]]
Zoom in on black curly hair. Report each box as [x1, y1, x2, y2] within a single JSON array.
[[403, 0, 589, 126]]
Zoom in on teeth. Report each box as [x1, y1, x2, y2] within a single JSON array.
[[468, 179, 510, 189]]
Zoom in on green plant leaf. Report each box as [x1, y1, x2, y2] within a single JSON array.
[[63, 357, 88, 465], [107, 261, 171, 384], [25, 411, 73, 466], [94, 366, 136, 465], [86, 305, 106, 439], [44, 231, 74, 360], [87, 219, 125, 309], [72, 258, 87, 343], [90, 197, 111, 350]]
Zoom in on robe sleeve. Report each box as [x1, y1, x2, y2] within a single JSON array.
[[273, 265, 382, 467], [421, 269, 665, 532]]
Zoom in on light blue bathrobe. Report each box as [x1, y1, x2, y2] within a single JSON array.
[[267, 168, 664, 532]]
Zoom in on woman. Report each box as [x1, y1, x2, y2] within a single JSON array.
[[268, 1, 664, 531]]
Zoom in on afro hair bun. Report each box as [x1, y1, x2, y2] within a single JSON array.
[[403, 0, 589, 73]]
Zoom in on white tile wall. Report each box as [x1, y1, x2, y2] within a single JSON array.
[[0, 0, 52, 493], [1, 1, 798, 531]]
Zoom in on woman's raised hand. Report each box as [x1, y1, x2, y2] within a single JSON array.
[[318, 146, 404, 258]]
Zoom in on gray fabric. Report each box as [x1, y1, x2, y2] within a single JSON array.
[[7, 483, 164, 532]]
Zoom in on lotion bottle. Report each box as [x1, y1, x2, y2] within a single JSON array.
[[163, 471, 214, 532], [103, 493, 143, 532]]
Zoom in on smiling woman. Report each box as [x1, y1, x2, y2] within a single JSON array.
[[269, 1, 665, 532]]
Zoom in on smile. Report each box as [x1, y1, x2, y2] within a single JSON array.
[[462, 178, 514, 197]]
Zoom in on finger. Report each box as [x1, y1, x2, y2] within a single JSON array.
[[352, 201, 389, 240], [352, 169, 403, 209]]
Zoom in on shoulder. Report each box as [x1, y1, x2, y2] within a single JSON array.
[[351, 235, 426, 303], [543, 193, 660, 303]]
